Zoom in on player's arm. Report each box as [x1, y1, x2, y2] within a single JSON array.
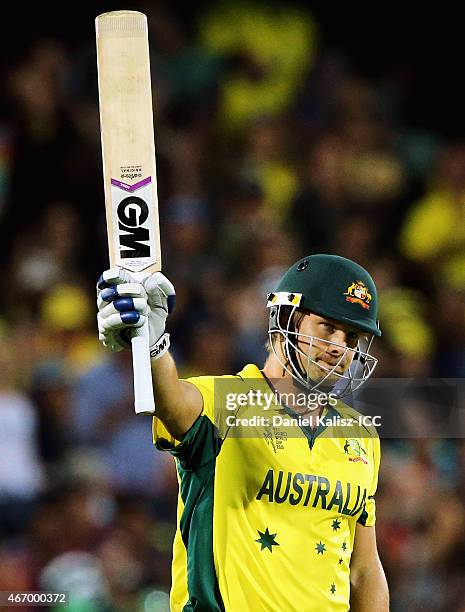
[[97, 268, 203, 439], [150, 351, 203, 439], [349, 524, 389, 612]]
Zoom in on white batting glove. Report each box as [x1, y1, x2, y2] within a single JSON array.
[[97, 267, 176, 359]]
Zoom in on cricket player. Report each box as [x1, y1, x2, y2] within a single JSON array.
[[97, 254, 389, 611]]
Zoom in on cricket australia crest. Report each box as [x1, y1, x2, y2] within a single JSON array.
[[344, 281, 372, 310]]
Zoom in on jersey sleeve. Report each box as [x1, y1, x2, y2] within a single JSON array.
[[152, 374, 226, 470], [357, 434, 381, 527]]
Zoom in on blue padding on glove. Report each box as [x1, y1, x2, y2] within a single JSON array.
[[97, 274, 110, 290], [113, 297, 135, 312], [121, 311, 140, 325], [101, 286, 119, 302]]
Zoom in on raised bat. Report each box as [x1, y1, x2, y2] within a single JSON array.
[[96, 10, 160, 415]]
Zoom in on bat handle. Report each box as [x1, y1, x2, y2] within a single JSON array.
[[131, 318, 155, 415]]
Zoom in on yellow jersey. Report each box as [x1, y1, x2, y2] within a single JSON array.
[[153, 364, 380, 611]]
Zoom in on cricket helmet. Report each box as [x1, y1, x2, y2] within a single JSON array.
[[267, 254, 380, 396]]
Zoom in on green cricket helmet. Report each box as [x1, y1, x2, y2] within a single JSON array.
[[267, 254, 381, 396]]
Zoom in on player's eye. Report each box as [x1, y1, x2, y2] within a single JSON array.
[[347, 332, 359, 347], [320, 322, 334, 334]]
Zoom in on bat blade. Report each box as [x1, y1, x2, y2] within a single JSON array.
[[96, 10, 160, 415]]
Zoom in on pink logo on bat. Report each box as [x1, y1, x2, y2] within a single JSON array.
[[111, 177, 152, 192]]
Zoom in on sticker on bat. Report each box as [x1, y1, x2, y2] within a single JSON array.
[[111, 177, 157, 272]]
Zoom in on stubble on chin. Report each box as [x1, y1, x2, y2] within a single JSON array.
[[307, 356, 353, 385], [296, 346, 350, 385], [305, 364, 339, 386]]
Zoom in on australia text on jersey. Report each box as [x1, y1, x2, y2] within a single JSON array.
[[256, 468, 369, 516]]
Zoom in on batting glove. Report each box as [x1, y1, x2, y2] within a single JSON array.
[[97, 267, 176, 359]]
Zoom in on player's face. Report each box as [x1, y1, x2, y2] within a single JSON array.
[[295, 313, 367, 386]]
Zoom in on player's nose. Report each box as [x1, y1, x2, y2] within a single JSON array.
[[328, 330, 347, 354]]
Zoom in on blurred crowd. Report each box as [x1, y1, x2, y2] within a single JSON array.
[[0, 2, 464, 610]]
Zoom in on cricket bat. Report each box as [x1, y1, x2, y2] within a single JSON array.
[[96, 10, 160, 415]]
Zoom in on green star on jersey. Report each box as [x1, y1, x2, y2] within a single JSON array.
[[342, 541, 347, 551], [332, 519, 341, 532], [330, 583, 336, 595], [255, 528, 279, 552], [315, 541, 326, 555]]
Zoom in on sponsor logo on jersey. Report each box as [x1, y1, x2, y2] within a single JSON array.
[[263, 426, 288, 453], [343, 439, 368, 464]]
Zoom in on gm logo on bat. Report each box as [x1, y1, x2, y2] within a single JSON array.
[[110, 177, 156, 271], [117, 195, 151, 258]]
